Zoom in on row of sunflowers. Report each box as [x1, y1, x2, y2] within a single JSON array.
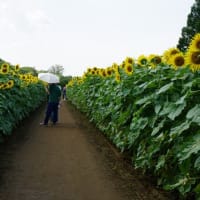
[[66, 33, 200, 199], [68, 33, 200, 87], [0, 62, 47, 140]]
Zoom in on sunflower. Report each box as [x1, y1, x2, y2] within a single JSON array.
[[91, 70, 96, 75], [112, 62, 118, 69], [106, 67, 113, 76], [111, 63, 118, 74], [1, 68, 8, 74], [7, 80, 14, 88], [137, 55, 148, 67], [93, 67, 98, 71], [148, 54, 162, 68], [96, 69, 101, 76], [99, 69, 106, 78], [20, 74, 27, 81], [1, 63, 9, 74], [125, 57, 134, 65], [0, 82, 4, 89], [125, 64, 133, 75], [1, 84, 8, 90], [188, 33, 200, 51], [101, 69, 107, 77], [163, 47, 180, 64], [15, 64, 20, 71], [185, 50, 200, 72], [170, 52, 185, 70], [115, 73, 121, 83], [1, 63, 9, 69]]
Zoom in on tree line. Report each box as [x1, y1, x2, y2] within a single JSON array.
[[177, 0, 200, 51]]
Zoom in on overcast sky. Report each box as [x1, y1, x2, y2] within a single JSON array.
[[0, 0, 195, 76]]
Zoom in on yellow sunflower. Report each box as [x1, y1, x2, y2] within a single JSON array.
[[106, 67, 113, 77], [93, 67, 98, 71], [91, 70, 96, 75], [15, 64, 20, 72], [120, 62, 125, 70], [7, 80, 14, 88], [170, 52, 186, 70], [0, 82, 4, 89], [112, 62, 119, 69], [1, 63, 9, 74], [125, 57, 134, 65], [125, 64, 133, 75], [163, 47, 180, 64], [185, 50, 200, 72], [20, 74, 27, 81], [188, 33, 200, 51], [115, 72, 121, 83], [111, 64, 118, 74], [137, 55, 148, 67], [1, 84, 8, 90], [1, 63, 9, 69], [148, 54, 162, 68], [101, 69, 107, 77]]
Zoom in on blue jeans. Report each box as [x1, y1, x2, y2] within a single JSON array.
[[44, 102, 59, 125]]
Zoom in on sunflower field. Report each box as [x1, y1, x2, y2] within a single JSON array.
[[0, 62, 47, 141], [66, 33, 200, 198]]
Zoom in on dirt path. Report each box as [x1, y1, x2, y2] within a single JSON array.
[[0, 101, 174, 200]]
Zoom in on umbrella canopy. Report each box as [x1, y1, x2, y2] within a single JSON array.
[[38, 73, 60, 83]]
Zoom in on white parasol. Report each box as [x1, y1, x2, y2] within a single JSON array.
[[38, 73, 60, 83]]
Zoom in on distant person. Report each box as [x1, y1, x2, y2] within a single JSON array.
[[40, 83, 61, 126], [62, 86, 66, 100]]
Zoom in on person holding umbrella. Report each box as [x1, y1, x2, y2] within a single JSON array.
[[38, 73, 61, 126]]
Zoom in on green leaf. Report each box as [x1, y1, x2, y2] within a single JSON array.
[[155, 155, 166, 171], [175, 94, 187, 105], [156, 82, 174, 94], [151, 119, 166, 136], [155, 104, 162, 114], [194, 183, 200, 194], [179, 158, 191, 174], [164, 177, 188, 190], [186, 104, 200, 125], [186, 105, 200, 120], [170, 121, 191, 138], [194, 156, 200, 170], [135, 95, 152, 105], [177, 134, 200, 162], [122, 88, 131, 97], [159, 102, 186, 120], [168, 102, 186, 120]]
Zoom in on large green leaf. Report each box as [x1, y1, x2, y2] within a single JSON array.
[[155, 155, 166, 171], [170, 121, 191, 139], [151, 119, 166, 136], [194, 156, 200, 170], [186, 105, 200, 119], [159, 102, 186, 120], [135, 95, 153, 105], [168, 102, 186, 120], [186, 104, 200, 125], [156, 82, 174, 95], [177, 134, 200, 162]]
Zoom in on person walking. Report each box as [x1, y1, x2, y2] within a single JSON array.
[[62, 86, 66, 100], [40, 83, 61, 126]]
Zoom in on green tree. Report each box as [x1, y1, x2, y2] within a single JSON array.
[[19, 66, 38, 76], [177, 0, 200, 52], [48, 64, 64, 76], [60, 75, 72, 87]]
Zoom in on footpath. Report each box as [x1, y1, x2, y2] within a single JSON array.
[[0, 100, 173, 200]]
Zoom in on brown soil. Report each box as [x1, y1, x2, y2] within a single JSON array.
[[0, 100, 175, 200]]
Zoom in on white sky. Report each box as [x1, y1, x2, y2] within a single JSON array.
[[0, 0, 195, 76]]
